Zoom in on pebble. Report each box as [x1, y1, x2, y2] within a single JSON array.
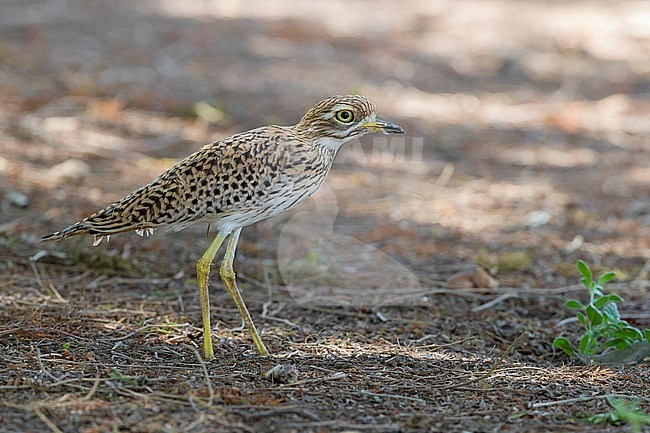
[[264, 364, 298, 384], [7, 191, 29, 208]]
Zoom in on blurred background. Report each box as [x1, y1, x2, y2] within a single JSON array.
[[1, 2, 649, 431], [1, 0, 649, 299]]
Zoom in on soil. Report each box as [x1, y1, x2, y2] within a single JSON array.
[[1, 1, 649, 432]]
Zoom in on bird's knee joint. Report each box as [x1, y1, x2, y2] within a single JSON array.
[[219, 265, 235, 280], [197, 259, 212, 274]]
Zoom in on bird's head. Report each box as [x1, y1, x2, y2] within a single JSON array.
[[293, 95, 404, 149]]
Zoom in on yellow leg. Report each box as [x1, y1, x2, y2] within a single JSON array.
[[219, 227, 269, 357], [196, 229, 229, 360]]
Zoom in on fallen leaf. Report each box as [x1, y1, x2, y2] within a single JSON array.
[[474, 266, 500, 289]]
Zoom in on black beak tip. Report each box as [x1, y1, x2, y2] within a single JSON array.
[[386, 123, 405, 134]]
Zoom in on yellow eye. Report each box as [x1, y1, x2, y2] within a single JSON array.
[[334, 109, 354, 123]]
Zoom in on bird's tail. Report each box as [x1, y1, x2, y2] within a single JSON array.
[[40, 182, 164, 245], [40, 201, 156, 245]]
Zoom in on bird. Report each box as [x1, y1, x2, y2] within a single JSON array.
[[40, 94, 405, 360]]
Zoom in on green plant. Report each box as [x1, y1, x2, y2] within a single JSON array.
[[587, 397, 650, 433], [553, 260, 650, 364]]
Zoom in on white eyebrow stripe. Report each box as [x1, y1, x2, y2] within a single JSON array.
[[331, 104, 353, 112]]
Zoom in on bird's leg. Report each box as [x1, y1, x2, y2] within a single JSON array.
[[219, 227, 269, 357], [196, 229, 229, 360]]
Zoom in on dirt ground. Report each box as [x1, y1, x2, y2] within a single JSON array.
[[1, 1, 649, 432]]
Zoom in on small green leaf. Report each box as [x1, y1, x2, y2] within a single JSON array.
[[565, 299, 585, 310], [619, 327, 644, 341], [586, 305, 604, 326], [597, 271, 616, 285], [611, 334, 634, 347], [594, 294, 623, 309], [577, 312, 587, 328], [577, 260, 592, 286], [601, 338, 625, 348], [602, 303, 621, 321], [552, 337, 574, 357], [580, 333, 595, 354], [643, 329, 650, 342]]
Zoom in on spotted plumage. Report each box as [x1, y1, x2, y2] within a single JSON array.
[[41, 95, 404, 359]]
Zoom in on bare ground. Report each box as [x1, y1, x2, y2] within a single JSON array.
[[1, 1, 649, 432]]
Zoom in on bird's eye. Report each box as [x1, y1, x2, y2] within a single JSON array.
[[334, 109, 354, 124]]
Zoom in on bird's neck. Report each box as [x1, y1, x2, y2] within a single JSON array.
[[312, 135, 350, 151], [290, 125, 355, 152]]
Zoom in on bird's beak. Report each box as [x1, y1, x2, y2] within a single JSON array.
[[361, 118, 405, 134]]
